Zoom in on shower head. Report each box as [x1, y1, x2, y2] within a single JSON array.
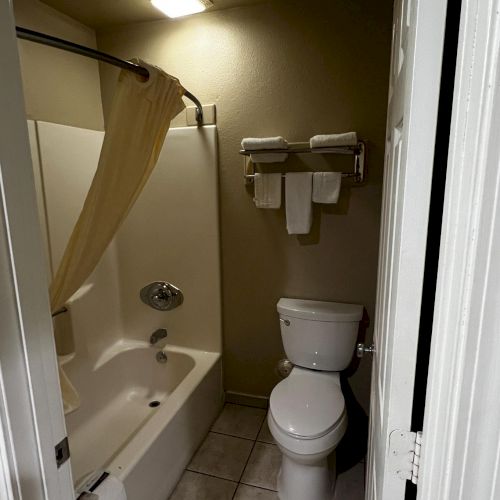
[[140, 281, 184, 311]]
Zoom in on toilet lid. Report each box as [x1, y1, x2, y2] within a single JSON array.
[[270, 371, 345, 439]]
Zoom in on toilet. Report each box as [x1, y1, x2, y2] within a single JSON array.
[[268, 298, 364, 500]]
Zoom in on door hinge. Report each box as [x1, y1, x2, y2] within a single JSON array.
[[54, 436, 70, 468], [388, 430, 422, 485]]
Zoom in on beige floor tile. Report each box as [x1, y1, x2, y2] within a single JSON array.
[[333, 462, 365, 500], [169, 471, 237, 500], [212, 404, 267, 440], [187, 432, 254, 481], [256, 416, 275, 444], [234, 484, 279, 499], [241, 442, 281, 491]]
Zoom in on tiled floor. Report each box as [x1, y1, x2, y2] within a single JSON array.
[[169, 403, 365, 500]]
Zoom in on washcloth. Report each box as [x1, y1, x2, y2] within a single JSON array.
[[241, 136, 289, 163], [310, 132, 358, 149], [312, 172, 342, 203], [285, 172, 313, 234], [254, 173, 282, 208]]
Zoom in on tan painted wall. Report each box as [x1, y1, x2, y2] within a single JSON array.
[[13, 0, 104, 130], [97, 0, 392, 411]]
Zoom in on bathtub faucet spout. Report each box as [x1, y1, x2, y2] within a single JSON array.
[[150, 328, 168, 345]]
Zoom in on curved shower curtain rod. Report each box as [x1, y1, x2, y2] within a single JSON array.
[[15, 26, 204, 125]]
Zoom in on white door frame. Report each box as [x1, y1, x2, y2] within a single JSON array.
[[418, 0, 500, 497], [0, 1, 73, 498]]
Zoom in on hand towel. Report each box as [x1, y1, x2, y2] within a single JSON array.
[[92, 475, 127, 500], [310, 132, 358, 149], [241, 136, 289, 163], [285, 172, 313, 234], [254, 173, 282, 208], [312, 172, 342, 203]]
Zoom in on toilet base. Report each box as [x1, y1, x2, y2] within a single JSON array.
[[277, 452, 336, 500]]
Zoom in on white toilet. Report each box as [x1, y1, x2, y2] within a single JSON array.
[[268, 298, 364, 500]]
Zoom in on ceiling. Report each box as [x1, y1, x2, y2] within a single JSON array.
[[41, 0, 267, 29]]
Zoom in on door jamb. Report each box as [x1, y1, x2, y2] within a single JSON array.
[[0, 1, 74, 498], [419, 0, 500, 497]]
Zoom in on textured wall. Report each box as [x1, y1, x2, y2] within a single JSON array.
[[97, 0, 392, 411], [13, 0, 104, 130]]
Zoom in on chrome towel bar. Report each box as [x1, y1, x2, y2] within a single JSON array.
[[241, 141, 366, 184]]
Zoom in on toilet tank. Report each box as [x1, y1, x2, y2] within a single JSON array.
[[277, 298, 364, 371]]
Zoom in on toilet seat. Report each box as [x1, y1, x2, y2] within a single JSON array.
[[270, 368, 345, 439], [268, 367, 348, 457]]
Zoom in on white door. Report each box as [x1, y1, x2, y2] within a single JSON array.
[[0, 1, 74, 498], [366, 0, 448, 498]]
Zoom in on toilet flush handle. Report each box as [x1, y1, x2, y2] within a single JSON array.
[[280, 318, 290, 326], [356, 343, 376, 358]]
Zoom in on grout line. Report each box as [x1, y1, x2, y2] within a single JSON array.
[[233, 439, 257, 498], [255, 411, 276, 445], [254, 411, 268, 444], [231, 412, 268, 499], [223, 401, 269, 410], [184, 469, 239, 485], [209, 430, 258, 442], [239, 482, 279, 493]]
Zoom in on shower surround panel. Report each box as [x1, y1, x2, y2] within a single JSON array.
[[28, 121, 222, 499]]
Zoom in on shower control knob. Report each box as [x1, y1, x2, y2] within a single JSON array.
[[140, 281, 184, 311], [356, 343, 376, 358]]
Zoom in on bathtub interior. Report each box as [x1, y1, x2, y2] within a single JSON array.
[[65, 344, 196, 484], [28, 121, 222, 488]]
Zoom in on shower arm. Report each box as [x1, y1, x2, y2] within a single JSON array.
[[15, 26, 204, 126]]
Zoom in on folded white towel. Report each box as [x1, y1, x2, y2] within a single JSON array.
[[285, 172, 313, 235], [242, 136, 288, 150], [92, 475, 127, 500], [254, 173, 282, 209], [310, 132, 358, 149], [312, 172, 342, 204], [242, 136, 289, 163]]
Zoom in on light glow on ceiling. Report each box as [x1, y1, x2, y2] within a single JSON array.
[[151, 0, 213, 18]]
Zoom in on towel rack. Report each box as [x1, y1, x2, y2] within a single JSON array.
[[240, 141, 366, 184]]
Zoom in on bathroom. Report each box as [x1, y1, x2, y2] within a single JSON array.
[[1, 0, 436, 499]]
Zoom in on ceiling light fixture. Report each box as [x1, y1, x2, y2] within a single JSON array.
[[151, 0, 213, 19]]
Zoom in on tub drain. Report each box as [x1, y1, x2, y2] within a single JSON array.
[[149, 400, 160, 408]]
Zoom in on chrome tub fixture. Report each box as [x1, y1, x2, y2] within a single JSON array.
[[150, 328, 168, 345], [140, 281, 184, 311], [156, 351, 168, 364]]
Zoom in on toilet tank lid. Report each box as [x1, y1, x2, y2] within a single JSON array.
[[277, 298, 363, 322]]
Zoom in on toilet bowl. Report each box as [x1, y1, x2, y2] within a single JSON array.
[[269, 298, 363, 500], [269, 368, 347, 500]]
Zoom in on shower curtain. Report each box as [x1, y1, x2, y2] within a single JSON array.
[[51, 59, 186, 413]]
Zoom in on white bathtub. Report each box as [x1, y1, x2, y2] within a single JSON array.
[[65, 342, 222, 500]]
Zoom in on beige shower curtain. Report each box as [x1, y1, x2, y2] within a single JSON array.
[[52, 59, 186, 413]]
